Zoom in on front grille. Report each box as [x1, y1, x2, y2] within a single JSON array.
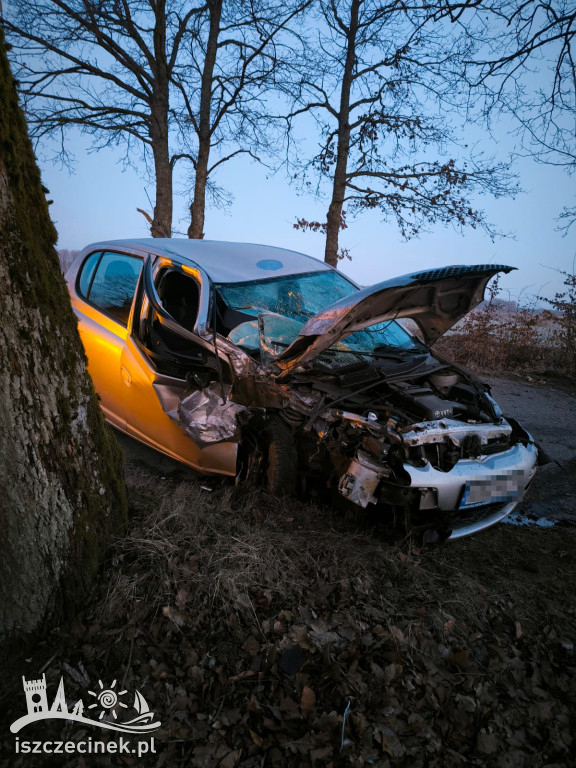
[[480, 437, 511, 456], [420, 435, 511, 471]]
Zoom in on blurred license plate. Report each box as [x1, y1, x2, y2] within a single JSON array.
[[459, 472, 523, 509]]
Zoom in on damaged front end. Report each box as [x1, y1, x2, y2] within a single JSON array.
[[300, 379, 537, 540], [144, 259, 538, 540], [176, 327, 537, 541]]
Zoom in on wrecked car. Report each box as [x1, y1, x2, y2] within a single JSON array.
[[67, 239, 537, 540]]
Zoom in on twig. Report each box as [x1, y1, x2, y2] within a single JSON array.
[[136, 206, 153, 225], [340, 699, 351, 752]]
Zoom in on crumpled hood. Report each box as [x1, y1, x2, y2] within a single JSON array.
[[273, 264, 515, 373]]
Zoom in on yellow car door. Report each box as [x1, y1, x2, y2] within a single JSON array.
[[119, 258, 237, 475], [71, 250, 143, 429]]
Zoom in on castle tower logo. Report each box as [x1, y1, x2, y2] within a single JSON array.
[[22, 675, 49, 715], [11, 675, 161, 735]]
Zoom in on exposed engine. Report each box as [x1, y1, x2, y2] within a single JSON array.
[[264, 352, 532, 528], [182, 341, 536, 539]]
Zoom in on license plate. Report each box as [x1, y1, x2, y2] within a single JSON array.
[[459, 471, 524, 509]]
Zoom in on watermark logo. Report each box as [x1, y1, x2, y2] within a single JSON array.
[[11, 674, 161, 735]]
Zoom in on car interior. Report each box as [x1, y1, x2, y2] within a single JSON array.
[[138, 268, 208, 376]]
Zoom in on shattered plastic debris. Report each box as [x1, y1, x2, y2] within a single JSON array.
[[504, 512, 555, 528], [338, 449, 392, 508], [178, 382, 246, 446], [227, 319, 260, 351]]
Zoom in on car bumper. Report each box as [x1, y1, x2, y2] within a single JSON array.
[[446, 500, 520, 539], [403, 440, 538, 539]]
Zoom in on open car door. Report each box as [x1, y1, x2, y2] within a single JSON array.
[[118, 255, 238, 475]]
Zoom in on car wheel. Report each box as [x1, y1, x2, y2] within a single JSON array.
[[263, 417, 298, 495], [238, 417, 297, 495]]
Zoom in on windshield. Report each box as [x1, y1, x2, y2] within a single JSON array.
[[338, 320, 420, 353], [216, 270, 420, 355], [216, 270, 356, 320]]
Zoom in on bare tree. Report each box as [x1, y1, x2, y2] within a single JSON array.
[[470, 0, 576, 230], [58, 248, 80, 273], [3, 0, 311, 241], [2, 0, 205, 238], [176, 0, 311, 239], [289, 0, 516, 267], [0, 29, 126, 642]]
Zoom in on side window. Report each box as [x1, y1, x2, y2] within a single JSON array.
[[77, 251, 102, 298], [82, 251, 142, 326]]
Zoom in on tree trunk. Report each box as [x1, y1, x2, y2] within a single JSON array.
[[188, 0, 223, 239], [188, 140, 210, 239], [151, 127, 172, 238], [150, 0, 172, 238], [0, 33, 127, 644], [324, 0, 359, 268]]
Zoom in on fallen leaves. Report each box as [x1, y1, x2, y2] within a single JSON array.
[[4, 481, 574, 768], [242, 635, 260, 655], [300, 685, 316, 717]]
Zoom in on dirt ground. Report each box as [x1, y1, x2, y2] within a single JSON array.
[[1, 377, 575, 768]]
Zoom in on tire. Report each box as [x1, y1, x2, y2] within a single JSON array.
[[238, 416, 297, 495], [262, 417, 298, 495]]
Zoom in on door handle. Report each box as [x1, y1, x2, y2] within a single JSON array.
[[121, 365, 132, 385]]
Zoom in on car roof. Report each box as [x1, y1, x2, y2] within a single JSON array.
[[87, 238, 332, 283]]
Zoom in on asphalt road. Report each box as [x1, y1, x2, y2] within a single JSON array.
[[487, 376, 576, 464], [487, 376, 576, 526]]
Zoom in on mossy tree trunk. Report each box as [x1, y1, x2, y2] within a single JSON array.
[[0, 33, 127, 644]]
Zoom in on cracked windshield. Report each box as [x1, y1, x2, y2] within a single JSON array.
[[216, 271, 420, 355]]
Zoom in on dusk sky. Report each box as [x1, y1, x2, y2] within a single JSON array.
[[5, 0, 574, 305], [39, 100, 574, 306]]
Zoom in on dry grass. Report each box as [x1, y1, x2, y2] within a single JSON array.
[[434, 306, 556, 372], [2, 470, 575, 767], [431, 277, 570, 378], [85, 476, 574, 768], [99, 476, 503, 655], [101, 480, 405, 622]]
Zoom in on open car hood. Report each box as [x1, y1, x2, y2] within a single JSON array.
[[273, 264, 515, 373]]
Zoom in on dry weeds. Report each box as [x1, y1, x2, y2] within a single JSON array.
[[432, 276, 570, 379]]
